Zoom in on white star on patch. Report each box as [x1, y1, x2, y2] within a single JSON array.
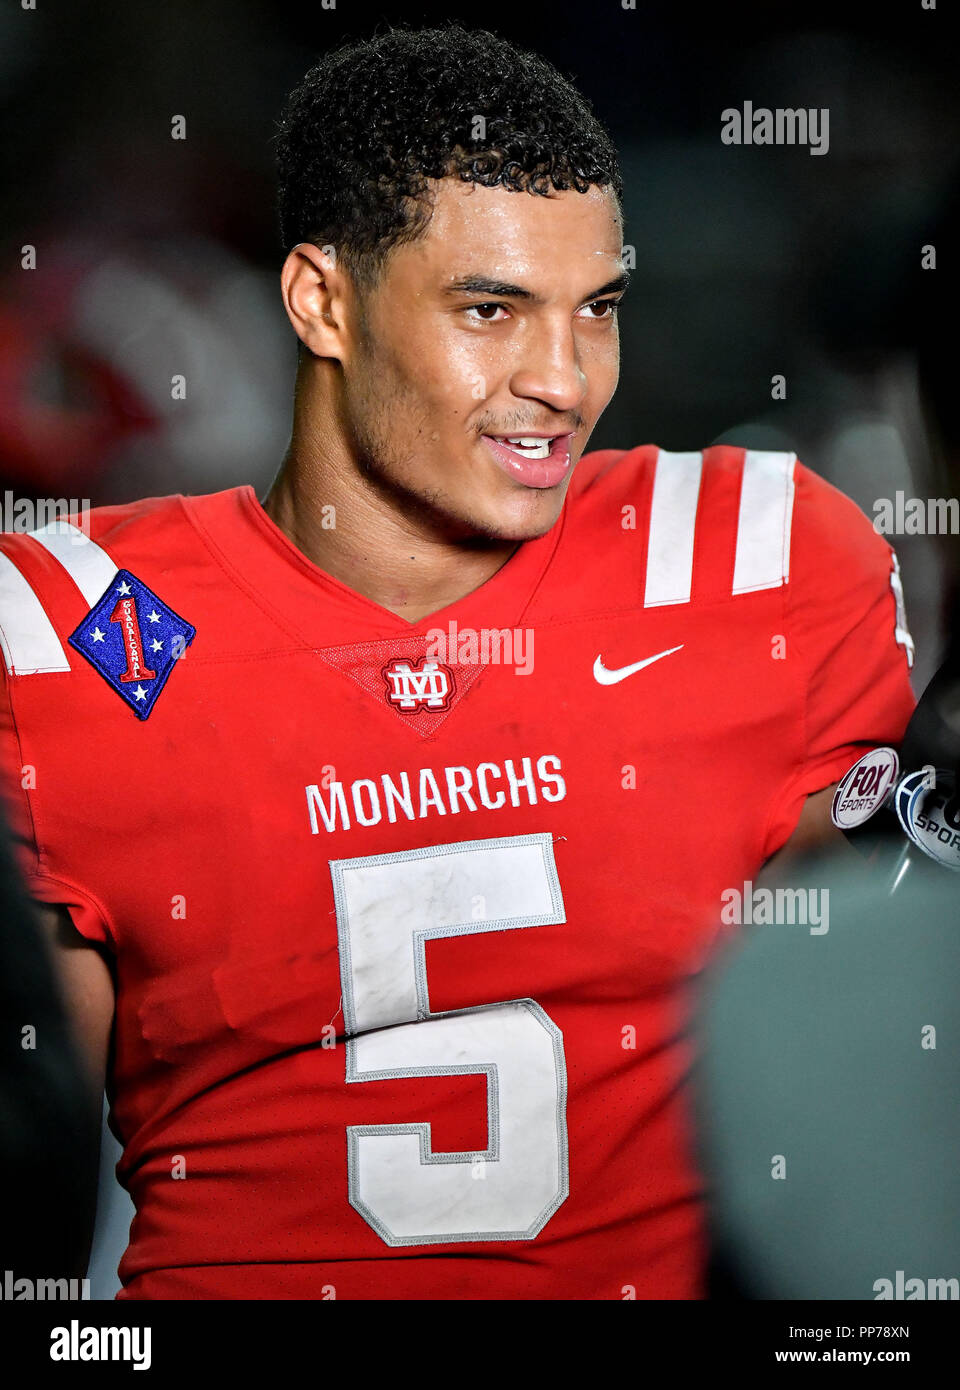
[[117, 580, 132, 596], [91, 627, 105, 642], [147, 610, 161, 623], [150, 638, 163, 652], [133, 685, 148, 701]]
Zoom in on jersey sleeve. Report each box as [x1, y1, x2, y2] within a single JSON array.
[[761, 462, 917, 860], [0, 623, 113, 949]]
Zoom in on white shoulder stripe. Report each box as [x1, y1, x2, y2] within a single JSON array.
[[644, 449, 703, 607], [0, 523, 120, 677], [889, 552, 915, 669], [732, 450, 797, 594], [29, 522, 118, 608], [0, 551, 71, 674]]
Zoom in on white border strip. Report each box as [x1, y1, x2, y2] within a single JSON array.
[[29, 522, 118, 608], [732, 450, 797, 594], [643, 450, 703, 607], [0, 551, 71, 674]]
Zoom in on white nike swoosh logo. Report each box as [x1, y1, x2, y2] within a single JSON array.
[[593, 644, 684, 685]]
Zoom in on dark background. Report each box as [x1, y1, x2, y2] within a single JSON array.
[[1, 0, 955, 683]]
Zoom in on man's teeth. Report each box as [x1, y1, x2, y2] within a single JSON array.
[[499, 436, 553, 458]]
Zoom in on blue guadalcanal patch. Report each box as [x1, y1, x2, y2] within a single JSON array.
[[68, 569, 196, 719]]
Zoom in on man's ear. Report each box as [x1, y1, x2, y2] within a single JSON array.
[[280, 242, 352, 360]]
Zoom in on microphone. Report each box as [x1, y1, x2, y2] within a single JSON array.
[[831, 643, 960, 894]]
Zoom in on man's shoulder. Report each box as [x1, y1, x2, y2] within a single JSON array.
[[0, 490, 197, 588], [572, 441, 887, 566], [0, 487, 247, 682], [575, 439, 861, 504]]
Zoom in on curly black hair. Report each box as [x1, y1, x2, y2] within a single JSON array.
[[274, 24, 622, 287]]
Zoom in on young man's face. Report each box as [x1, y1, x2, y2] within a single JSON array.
[[339, 179, 625, 542]]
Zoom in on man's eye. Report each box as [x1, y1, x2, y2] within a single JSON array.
[[577, 299, 619, 320], [465, 303, 509, 322]]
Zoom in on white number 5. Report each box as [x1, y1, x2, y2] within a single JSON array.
[[330, 833, 569, 1246]]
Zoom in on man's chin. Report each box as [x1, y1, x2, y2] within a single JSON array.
[[464, 491, 567, 544], [464, 463, 577, 542], [374, 464, 570, 545]]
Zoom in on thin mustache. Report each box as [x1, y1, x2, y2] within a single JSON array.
[[475, 422, 581, 437]]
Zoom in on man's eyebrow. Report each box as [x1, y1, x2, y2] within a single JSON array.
[[443, 270, 631, 302], [583, 271, 630, 300], [444, 276, 538, 299]]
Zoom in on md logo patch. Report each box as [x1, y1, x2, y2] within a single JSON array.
[[68, 570, 196, 719]]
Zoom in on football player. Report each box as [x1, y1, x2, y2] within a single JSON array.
[[0, 26, 915, 1299]]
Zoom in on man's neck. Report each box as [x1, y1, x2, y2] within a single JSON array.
[[261, 434, 520, 625]]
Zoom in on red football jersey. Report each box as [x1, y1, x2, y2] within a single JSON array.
[[0, 445, 915, 1299]]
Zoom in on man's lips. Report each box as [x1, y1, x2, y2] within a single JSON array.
[[480, 432, 575, 489]]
